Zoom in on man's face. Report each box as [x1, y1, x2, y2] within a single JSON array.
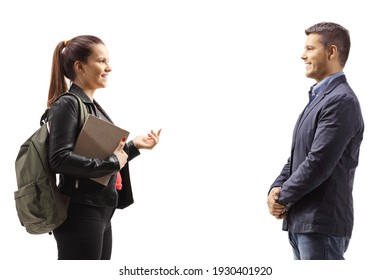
[[301, 33, 331, 83]]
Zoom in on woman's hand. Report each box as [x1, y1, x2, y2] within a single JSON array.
[[133, 129, 162, 150], [114, 138, 129, 169]]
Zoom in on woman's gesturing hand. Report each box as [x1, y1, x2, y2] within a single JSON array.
[[133, 129, 162, 150]]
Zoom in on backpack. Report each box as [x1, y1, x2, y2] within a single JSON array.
[[14, 92, 88, 234]]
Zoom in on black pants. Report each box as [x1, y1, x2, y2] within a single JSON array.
[[53, 203, 115, 260]]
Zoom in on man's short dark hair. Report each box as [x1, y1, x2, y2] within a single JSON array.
[[305, 22, 350, 67]]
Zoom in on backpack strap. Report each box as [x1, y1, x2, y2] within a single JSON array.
[[61, 92, 88, 129], [40, 109, 50, 126], [42, 92, 88, 128]]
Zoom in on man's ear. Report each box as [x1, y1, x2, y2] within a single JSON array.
[[328, 45, 338, 61]]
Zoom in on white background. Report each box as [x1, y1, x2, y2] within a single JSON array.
[[1, 0, 388, 279]]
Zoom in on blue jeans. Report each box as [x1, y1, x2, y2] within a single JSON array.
[[288, 232, 350, 260]]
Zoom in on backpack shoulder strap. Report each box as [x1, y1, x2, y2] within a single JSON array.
[[40, 109, 50, 126], [56, 92, 88, 129]]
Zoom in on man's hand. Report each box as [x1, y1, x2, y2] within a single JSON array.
[[267, 187, 287, 219]]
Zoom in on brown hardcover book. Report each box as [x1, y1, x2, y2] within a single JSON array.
[[74, 114, 130, 186]]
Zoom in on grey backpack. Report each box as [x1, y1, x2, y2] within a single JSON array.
[[14, 92, 87, 234]]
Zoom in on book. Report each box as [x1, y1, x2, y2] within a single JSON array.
[[74, 114, 130, 186]]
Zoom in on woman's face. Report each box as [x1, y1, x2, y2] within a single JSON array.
[[76, 44, 112, 91]]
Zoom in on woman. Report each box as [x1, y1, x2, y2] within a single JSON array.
[[47, 35, 161, 260]]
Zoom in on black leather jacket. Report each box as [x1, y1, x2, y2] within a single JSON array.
[[48, 84, 140, 208]]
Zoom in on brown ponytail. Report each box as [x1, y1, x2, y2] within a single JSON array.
[[47, 41, 68, 108]]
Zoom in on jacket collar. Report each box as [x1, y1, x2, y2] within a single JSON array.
[[293, 74, 348, 137], [68, 83, 113, 123], [68, 83, 94, 105], [312, 72, 345, 97], [314, 74, 347, 101]]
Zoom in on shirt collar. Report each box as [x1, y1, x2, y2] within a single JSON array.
[[312, 72, 344, 96]]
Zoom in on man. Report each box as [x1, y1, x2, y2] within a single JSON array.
[[267, 22, 364, 260]]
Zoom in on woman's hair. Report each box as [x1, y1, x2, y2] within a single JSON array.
[[305, 22, 350, 68], [47, 35, 105, 107]]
